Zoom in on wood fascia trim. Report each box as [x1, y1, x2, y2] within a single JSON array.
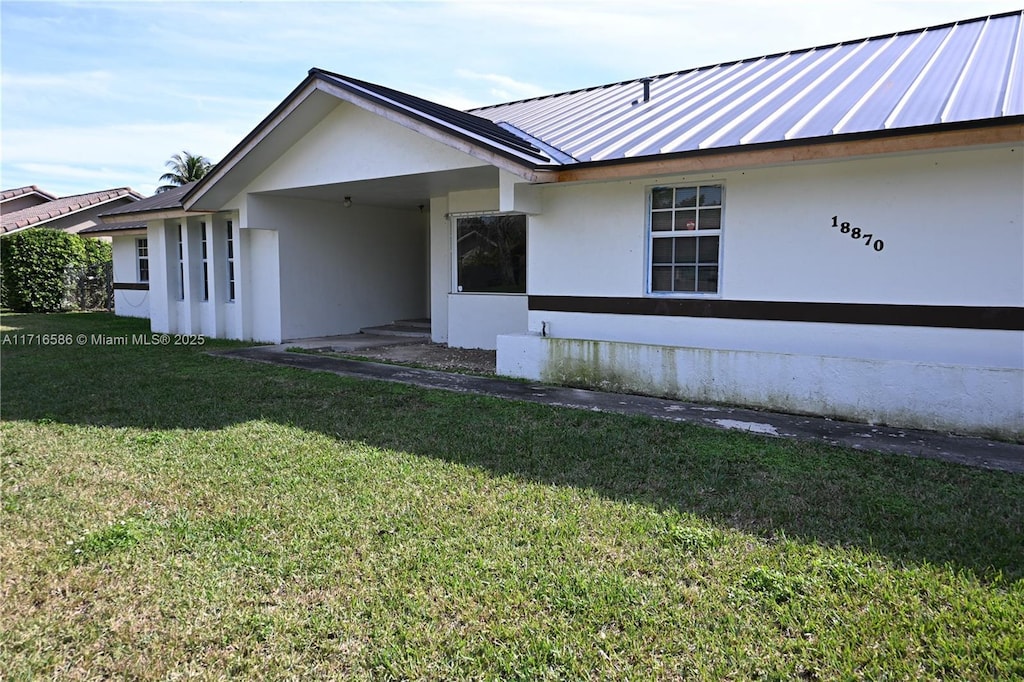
[[552, 124, 1024, 183]]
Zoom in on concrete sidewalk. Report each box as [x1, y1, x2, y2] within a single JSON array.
[[213, 345, 1024, 474]]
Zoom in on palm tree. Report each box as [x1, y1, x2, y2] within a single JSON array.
[[156, 151, 212, 193]]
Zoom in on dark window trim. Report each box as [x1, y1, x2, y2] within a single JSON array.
[[114, 282, 150, 291], [454, 212, 528, 294], [528, 296, 1024, 331]]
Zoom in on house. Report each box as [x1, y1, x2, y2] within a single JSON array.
[[1, 185, 58, 213], [1, 186, 143, 236], [79, 185, 193, 319], [94, 10, 1023, 439]]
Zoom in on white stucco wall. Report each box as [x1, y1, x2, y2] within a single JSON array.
[[429, 196, 450, 344], [111, 235, 149, 318], [502, 144, 1024, 438], [498, 333, 1023, 439], [147, 222, 173, 334], [448, 294, 528, 350], [144, 216, 249, 340], [246, 194, 426, 341], [246, 227, 281, 343], [529, 146, 1023, 305], [245, 102, 488, 193]]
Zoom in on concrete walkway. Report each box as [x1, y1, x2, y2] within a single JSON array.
[[213, 344, 1024, 474]]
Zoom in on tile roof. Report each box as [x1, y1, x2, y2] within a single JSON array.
[[469, 10, 1024, 165], [1, 187, 143, 234], [1, 185, 58, 203]]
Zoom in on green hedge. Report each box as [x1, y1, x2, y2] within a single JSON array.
[[1, 229, 112, 312]]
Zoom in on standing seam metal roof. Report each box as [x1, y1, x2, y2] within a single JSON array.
[[469, 10, 1024, 164]]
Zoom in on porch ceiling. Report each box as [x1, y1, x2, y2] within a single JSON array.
[[255, 165, 499, 209]]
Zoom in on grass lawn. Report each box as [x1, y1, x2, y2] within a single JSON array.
[[2, 312, 1022, 680]]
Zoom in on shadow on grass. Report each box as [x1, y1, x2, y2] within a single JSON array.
[[3, 312, 1023, 582]]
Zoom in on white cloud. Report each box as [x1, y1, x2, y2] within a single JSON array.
[[454, 70, 549, 103]]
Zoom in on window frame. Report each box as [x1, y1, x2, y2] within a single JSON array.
[[450, 211, 528, 295], [646, 182, 725, 297], [200, 221, 210, 302], [176, 224, 185, 300], [225, 220, 236, 303], [135, 237, 149, 283]]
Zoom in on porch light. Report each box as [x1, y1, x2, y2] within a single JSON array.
[[343, 196, 352, 208]]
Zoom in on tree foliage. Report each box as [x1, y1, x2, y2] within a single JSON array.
[[157, 151, 212, 193], [1, 229, 111, 312]]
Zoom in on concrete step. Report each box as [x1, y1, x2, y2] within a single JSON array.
[[395, 318, 431, 329], [360, 320, 431, 339]]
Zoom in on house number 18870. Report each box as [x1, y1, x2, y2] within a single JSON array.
[[830, 216, 884, 252]]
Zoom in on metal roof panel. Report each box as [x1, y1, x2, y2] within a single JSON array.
[[833, 28, 948, 134], [944, 15, 1020, 121], [887, 21, 985, 128], [1003, 15, 1024, 114], [469, 10, 1022, 167], [787, 33, 911, 139]]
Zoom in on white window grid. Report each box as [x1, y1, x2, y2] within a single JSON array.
[[225, 221, 235, 302], [136, 238, 149, 283], [648, 183, 724, 295], [176, 225, 185, 300], [200, 222, 209, 301]]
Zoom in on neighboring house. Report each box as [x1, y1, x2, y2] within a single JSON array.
[[98, 11, 1023, 438], [1, 185, 58, 213], [1, 186, 143, 236]]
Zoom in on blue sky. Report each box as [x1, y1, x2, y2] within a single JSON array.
[[2, 0, 1020, 197]]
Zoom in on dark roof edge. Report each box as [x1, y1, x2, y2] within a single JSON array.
[[469, 10, 1021, 113], [310, 69, 551, 164], [80, 222, 148, 235]]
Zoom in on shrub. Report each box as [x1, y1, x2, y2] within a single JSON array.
[[1, 229, 111, 312]]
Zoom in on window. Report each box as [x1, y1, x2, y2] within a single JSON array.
[[649, 184, 723, 294], [454, 214, 526, 293], [225, 221, 235, 302], [136, 238, 149, 283], [200, 221, 209, 301], [176, 225, 185, 300]]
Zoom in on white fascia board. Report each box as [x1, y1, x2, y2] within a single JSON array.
[[312, 79, 557, 184]]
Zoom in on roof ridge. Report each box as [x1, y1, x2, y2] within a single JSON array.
[[1, 185, 58, 201], [54, 187, 140, 200]]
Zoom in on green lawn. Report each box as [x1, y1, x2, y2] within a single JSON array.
[[2, 312, 1022, 680]]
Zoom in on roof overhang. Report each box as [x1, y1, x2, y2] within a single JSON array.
[[79, 224, 148, 237], [100, 208, 208, 225]]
